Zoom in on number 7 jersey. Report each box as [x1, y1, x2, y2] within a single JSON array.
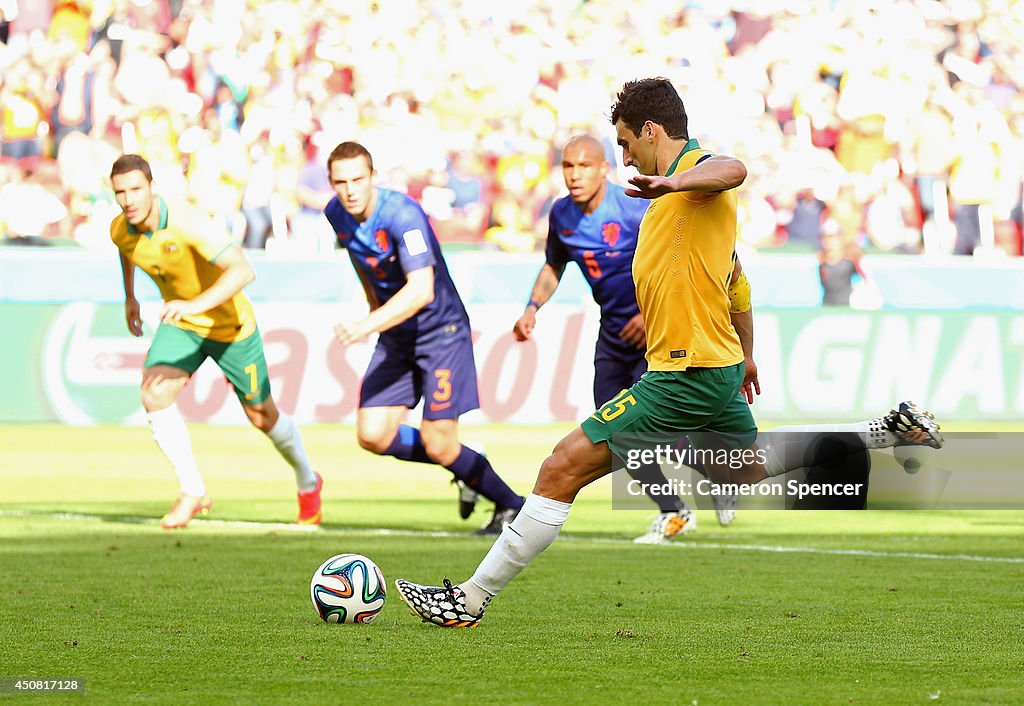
[[110, 197, 256, 342]]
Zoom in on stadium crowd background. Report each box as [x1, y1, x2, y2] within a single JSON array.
[[1, 0, 1022, 259]]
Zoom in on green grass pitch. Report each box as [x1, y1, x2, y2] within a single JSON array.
[[1, 424, 1022, 705]]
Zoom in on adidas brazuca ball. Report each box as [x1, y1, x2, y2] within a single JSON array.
[[309, 553, 387, 624]]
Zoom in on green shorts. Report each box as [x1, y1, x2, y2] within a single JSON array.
[[581, 363, 757, 458], [145, 324, 272, 405]]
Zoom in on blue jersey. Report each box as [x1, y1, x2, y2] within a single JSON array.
[[325, 188, 469, 344], [545, 182, 649, 353]]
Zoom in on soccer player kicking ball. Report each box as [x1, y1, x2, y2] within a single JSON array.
[[323, 142, 524, 535], [109, 154, 322, 529], [512, 134, 748, 541], [395, 78, 942, 627]]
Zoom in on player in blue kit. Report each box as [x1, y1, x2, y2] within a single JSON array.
[[323, 141, 525, 535], [514, 135, 649, 407], [513, 135, 737, 541]]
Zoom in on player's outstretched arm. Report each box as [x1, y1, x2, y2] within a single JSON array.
[[118, 251, 143, 337], [626, 156, 747, 198], [513, 262, 564, 341], [335, 266, 434, 345], [161, 245, 255, 324]]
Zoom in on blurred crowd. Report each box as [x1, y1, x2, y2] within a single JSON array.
[[0, 0, 1022, 257]]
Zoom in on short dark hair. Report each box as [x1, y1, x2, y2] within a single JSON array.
[[327, 141, 374, 173], [609, 78, 689, 140], [110, 154, 153, 182]]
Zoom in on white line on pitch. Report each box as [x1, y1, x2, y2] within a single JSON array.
[[3, 508, 1023, 564]]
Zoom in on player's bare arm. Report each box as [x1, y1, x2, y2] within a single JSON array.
[[732, 309, 758, 403], [349, 251, 381, 312], [728, 258, 759, 403], [513, 262, 564, 341], [334, 266, 434, 345], [617, 313, 646, 349], [118, 251, 143, 337], [626, 156, 747, 198], [161, 245, 255, 324]]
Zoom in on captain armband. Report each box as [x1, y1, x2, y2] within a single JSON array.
[[728, 271, 751, 314]]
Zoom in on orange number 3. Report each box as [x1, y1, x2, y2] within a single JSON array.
[[433, 369, 452, 402]]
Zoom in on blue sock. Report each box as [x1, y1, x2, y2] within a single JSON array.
[[383, 425, 432, 464], [446, 446, 524, 511]]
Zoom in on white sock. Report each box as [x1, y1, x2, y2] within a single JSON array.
[[267, 413, 317, 491], [770, 419, 895, 448], [148, 405, 205, 497], [459, 493, 572, 614], [761, 418, 893, 478]]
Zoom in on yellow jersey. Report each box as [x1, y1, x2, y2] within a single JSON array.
[[110, 198, 255, 342], [632, 140, 744, 371]]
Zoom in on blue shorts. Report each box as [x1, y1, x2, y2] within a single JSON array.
[[593, 346, 647, 408], [359, 324, 479, 420]]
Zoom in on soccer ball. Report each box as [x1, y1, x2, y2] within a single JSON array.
[[309, 553, 387, 624], [893, 445, 933, 474]]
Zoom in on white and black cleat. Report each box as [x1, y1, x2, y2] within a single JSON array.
[[884, 401, 944, 449], [395, 577, 486, 628], [453, 479, 479, 520], [713, 493, 738, 526]]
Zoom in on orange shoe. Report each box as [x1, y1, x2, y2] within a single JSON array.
[[160, 494, 212, 529], [296, 473, 323, 526], [633, 510, 696, 544]]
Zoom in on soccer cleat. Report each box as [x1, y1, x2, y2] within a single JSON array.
[[160, 493, 212, 529], [883, 401, 944, 449], [473, 506, 519, 536], [394, 577, 487, 628], [713, 492, 738, 526], [296, 472, 323, 526], [633, 509, 697, 544], [452, 479, 479, 520]]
